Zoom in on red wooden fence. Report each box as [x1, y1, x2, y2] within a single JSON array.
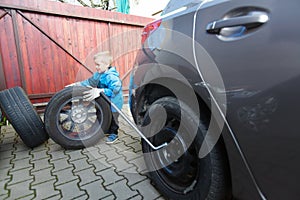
[[0, 0, 153, 103]]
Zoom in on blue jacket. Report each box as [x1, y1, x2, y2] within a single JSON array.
[[80, 67, 123, 112]]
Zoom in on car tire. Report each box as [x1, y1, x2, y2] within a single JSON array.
[[141, 97, 231, 200], [44, 86, 111, 149], [0, 87, 49, 148]]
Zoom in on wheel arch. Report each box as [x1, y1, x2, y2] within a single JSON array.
[[132, 77, 233, 177], [133, 77, 265, 198]]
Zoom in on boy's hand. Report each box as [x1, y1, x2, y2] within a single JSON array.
[[83, 86, 104, 101]]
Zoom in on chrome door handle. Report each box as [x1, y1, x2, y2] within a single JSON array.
[[206, 11, 269, 34]]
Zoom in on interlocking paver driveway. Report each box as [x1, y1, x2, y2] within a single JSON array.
[[0, 106, 164, 200]]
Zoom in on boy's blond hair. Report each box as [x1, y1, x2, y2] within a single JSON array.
[[94, 51, 113, 66]]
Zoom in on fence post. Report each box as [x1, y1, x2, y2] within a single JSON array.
[[11, 9, 27, 92]]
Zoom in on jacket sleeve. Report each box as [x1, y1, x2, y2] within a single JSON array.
[[79, 72, 101, 87], [103, 74, 122, 97]]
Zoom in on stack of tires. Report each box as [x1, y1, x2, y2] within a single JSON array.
[[0, 87, 48, 148], [0, 86, 111, 149]]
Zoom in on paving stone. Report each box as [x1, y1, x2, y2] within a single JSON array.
[[14, 142, 31, 152], [97, 142, 116, 153], [113, 141, 133, 152], [118, 150, 143, 162], [65, 150, 87, 161], [48, 144, 67, 159], [106, 179, 139, 200], [118, 171, 147, 187], [0, 194, 8, 199], [53, 168, 78, 186], [71, 158, 92, 173], [0, 167, 10, 181], [0, 143, 14, 152], [56, 179, 86, 199], [120, 126, 138, 136], [104, 148, 123, 162], [44, 194, 62, 200], [90, 157, 111, 172], [1, 136, 15, 146], [10, 157, 32, 172], [121, 136, 139, 146], [83, 147, 105, 161], [31, 149, 49, 161], [47, 138, 58, 146], [1, 126, 16, 138], [32, 179, 61, 199], [0, 149, 13, 159], [101, 195, 115, 200], [109, 156, 136, 172], [31, 158, 52, 172], [51, 158, 73, 172], [15, 193, 35, 200], [73, 194, 89, 200], [131, 179, 162, 200], [127, 141, 142, 153], [31, 144, 48, 153], [6, 179, 34, 199], [0, 105, 165, 200], [128, 195, 143, 200], [81, 180, 112, 199], [8, 167, 33, 185], [0, 157, 12, 170], [0, 179, 9, 196], [32, 167, 56, 186], [82, 146, 99, 154], [118, 132, 131, 140], [13, 149, 31, 160], [129, 155, 147, 174], [76, 167, 102, 186], [96, 168, 124, 186]]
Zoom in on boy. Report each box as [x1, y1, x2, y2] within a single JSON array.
[[69, 51, 123, 144]]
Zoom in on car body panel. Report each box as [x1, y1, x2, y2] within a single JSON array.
[[130, 0, 300, 199], [194, 0, 300, 198]]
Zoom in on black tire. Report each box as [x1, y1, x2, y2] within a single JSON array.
[[0, 87, 49, 148], [141, 97, 231, 200], [44, 86, 111, 149]]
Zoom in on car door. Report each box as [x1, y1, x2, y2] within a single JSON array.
[[194, 0, 300, 199]]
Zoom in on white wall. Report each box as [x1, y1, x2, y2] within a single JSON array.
[[130, 0, 169, 18], [51, 0, 170, 18]]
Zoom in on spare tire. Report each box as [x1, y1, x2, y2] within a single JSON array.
[[0, 87, 49, 148], [44, 86, 111, 149], [141, 97, 231, 200]]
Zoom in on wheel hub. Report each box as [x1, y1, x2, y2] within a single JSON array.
[[156, 127, 187, 167], [71, 105, 88, 124], [161, 138, 184, 164]]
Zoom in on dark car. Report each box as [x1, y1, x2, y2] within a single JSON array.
[[129, 0, 300, 199]]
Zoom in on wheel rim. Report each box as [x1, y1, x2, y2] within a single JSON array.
[[56, 97, 104, 141], [151, 118, 199, 194]]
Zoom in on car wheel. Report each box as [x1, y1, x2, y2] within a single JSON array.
[[141, 97, 231, 200], [0, 87, 49, 148], [44, 86, 111, 149]]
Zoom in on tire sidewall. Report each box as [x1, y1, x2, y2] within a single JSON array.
[[44, 86, 111, 149], [141, 97, 224, 200]]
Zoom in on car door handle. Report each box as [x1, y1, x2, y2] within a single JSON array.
[[206, 11, 269, 34]]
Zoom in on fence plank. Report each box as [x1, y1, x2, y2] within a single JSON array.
[[0, 0, 153, 103], [1, 14, 23, 88], [0, 0, 153, 27]]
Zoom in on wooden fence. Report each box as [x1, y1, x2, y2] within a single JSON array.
[[0, 0, 153, 103]]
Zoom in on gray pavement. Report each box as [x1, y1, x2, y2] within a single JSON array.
[[0, 105, 165, 200]]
